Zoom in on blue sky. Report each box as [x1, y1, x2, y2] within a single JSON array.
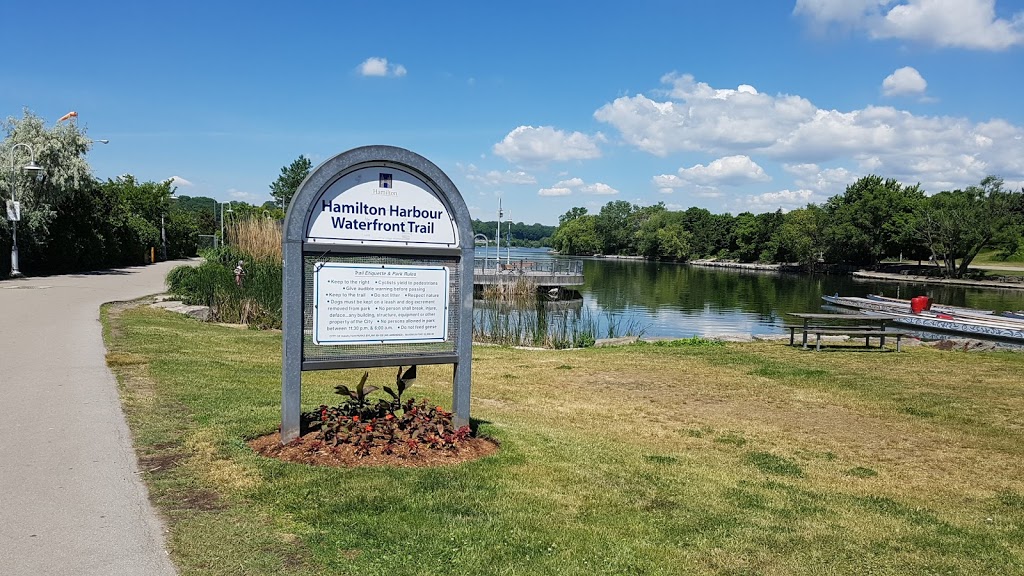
[[3, 0, 1023, 225]]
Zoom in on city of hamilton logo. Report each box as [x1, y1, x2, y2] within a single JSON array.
[[379, 173, 393, 189]]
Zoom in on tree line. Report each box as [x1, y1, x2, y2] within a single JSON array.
[[0, 111, 286, 277], [471, 219, 555, 247], [550, 175, 1024, 278]]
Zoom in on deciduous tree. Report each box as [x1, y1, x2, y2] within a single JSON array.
[[269, 155, 312, 211], [914, 176, 1024, 277], [823, 175, 924, 265]]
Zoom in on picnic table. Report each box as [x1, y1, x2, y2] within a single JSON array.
[[787, 312, 905, 351]]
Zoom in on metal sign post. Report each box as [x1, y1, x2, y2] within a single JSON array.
[[280, 146, 474, 443]]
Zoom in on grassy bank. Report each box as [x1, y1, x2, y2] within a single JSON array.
[[103, 305, 1024, 575]]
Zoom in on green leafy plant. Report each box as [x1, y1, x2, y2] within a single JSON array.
[[301, 367, 472, 457]]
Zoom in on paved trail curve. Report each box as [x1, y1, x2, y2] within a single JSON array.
[[1, 262, 190, 576]]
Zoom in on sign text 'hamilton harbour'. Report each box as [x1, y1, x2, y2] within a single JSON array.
[[322, 201, 444, 234], [314, 265, 448, 345]]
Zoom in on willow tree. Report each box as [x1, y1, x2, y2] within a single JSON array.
[[1, 110, 96, 274]]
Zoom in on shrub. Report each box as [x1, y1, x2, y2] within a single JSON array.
[[165, 247, 283, 328]]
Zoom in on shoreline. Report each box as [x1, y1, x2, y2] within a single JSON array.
[[685, 259, 1024, 291], [852, 270, 1024, 291], [689, 259, 786, 272]]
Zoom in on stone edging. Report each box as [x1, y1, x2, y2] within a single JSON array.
[[852, 270, 1024, 290]]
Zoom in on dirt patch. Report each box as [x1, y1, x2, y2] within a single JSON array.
[[176, 489, 224, 511], [249, 432, 500, 468], [139, 452, 185, 473]]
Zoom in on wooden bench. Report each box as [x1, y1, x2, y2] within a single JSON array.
[[802, 328, 906, 351], [784, 324, 879, 346], [499, 261, 536, 272], [787, 312, 902, 351]]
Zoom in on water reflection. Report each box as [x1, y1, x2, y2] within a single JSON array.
[[485, 248, 1024, 339]]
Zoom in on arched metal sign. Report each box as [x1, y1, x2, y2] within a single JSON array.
[[281, 146, 473, 443]]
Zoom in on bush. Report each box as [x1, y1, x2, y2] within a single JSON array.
[[166, 246, 282, 328]]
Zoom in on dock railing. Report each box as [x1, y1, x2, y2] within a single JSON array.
[[473, 257, 582, 275]]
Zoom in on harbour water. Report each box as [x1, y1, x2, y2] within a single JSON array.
[[478, 246, 1024, 340]]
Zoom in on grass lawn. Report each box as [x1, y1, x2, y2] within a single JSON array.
[[103, 304, 1024, 575], [970, 249, 1024, 267]]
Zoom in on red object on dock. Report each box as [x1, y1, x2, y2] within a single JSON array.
[[910, 296, 932, 314]]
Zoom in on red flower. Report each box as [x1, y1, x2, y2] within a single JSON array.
[[352, 415, 360, 422], [385, 414, 394, 421], [364, 424, 373, 432]]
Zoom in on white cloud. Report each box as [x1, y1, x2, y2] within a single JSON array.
[[168, 175, 193, 187], [595, 74, 816, 157], [464, 167, 537, 186], [493, 126, 603, 163], [358, 57, 407, 77], [794, 0, 1024, 50], [228, 188, 261, 202], [653, 174, 682, 193], [652, 174, 723, 197], [595, 72, 1024, 193], [744, 189, 817, 211], [651, 155, 768, 199], [675, 155, 771, 186], [783, 163, 856, 193], [555, 177, 585, 188], [794, 0, 889, 25], [581, 182, 619, 195], [538, 187, 572, 196], [537, 177, 618, 197], [882, 66, 927, 97]]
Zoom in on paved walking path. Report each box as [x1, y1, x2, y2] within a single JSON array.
[[1, 261, 194, 576]]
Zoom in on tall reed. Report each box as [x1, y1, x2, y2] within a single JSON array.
[[473, 284, 601, 349], [227, 217, 282, 263]]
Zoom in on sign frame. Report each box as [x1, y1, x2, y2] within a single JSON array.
[[281, 146, 474, 443]]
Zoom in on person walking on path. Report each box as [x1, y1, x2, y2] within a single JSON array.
[[0, 261, 190, 576]]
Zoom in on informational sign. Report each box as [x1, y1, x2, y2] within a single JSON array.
[[282, 145, 474, 443], [6, 200, 20, 222], [313, 263, 448, 345], [305, 166, 458, 247]]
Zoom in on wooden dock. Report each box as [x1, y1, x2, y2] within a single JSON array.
[[472, 258, 584, 288]]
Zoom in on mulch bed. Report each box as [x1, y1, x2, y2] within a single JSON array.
[[249, 432, 500, 468]]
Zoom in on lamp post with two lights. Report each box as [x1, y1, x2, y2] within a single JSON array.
[[6, 143, 44, 277]]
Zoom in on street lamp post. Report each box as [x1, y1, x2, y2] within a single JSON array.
[[6, 143, 43, 277], [474, 233, 489, 272], [220, 202, 233, 246], [506, 211, 512, 266], [495, 198, 503, 272]]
